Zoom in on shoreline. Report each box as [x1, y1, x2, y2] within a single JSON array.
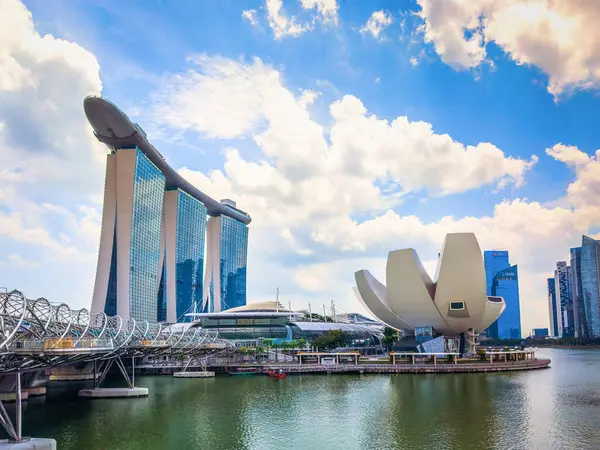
[[136, 358, 551, 376]]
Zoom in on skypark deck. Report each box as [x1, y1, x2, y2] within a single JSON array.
[[83, 96, 251, 225]]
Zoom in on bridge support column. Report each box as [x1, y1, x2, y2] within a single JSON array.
[[79, 356, 148, 399]]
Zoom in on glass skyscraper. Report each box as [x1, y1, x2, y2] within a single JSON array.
[[581, 236, 600, 338], [547, 277, 559, 337], [554, 261, 573, 337], [173, 190, 208, 320], [483, 251, 522, 339], [88, 97, 251, 324], [94, 148, 165, 323], [203, 210, 249, 313], [219, 216, 249, 310], [570, 246, 587, 339], [128, 149, 166, 322]]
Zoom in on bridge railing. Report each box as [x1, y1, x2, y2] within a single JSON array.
[[0, 289, 235, 371]]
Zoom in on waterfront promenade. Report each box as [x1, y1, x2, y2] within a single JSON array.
[[137, 357, 551, 375]]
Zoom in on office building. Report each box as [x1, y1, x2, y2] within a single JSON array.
[[85, 96, 251, 322], [547, 278, 559, 337], [581, 236, 600, 338], [554, 262, 573, 337], [484, 251, 522, 339], [570, 247, 587, 339]]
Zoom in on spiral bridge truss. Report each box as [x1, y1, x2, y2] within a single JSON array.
[[0, 290, 233, 372]]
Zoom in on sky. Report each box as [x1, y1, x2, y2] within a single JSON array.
[[2, 0, 600, 335]]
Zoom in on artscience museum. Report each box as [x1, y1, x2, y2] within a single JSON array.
[[354, 233, 506, 354]]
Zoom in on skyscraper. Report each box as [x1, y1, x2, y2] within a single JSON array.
[[203, 209, 249, 312], [581, 235, 600, 338], [547, 277, 559, 337], [159, 189, 208, 322], [484, 251, 522, 339], [570, 246, 587, 339], [554, 262, 573, 337], [85, 97, 251, 322]]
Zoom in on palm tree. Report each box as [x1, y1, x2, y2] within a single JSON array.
[[272, 342, 280, 362], [296, 338, 307, 351]]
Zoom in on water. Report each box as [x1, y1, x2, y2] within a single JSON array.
[[10, 349, 600, 449]]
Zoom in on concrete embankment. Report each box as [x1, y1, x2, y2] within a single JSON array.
[[136, 358, 551, 376], [266, 358, 551, 374]]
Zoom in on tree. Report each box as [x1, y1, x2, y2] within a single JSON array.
[[382, 327, 397, 351], [272, 342, 280, 362], [313, 330, 349, 350]]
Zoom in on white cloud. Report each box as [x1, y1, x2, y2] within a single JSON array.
[[360, 10, 393, 40], [0, 0, 104, 307], [263, 0, 338, 39], [547, 143, 600, 211], [409, 56, 419, 67], [300, 0, 338, 24], [153, 56, 536, 198], [145, 54, 590, 334], [0, 0, 105, 196], [242, 9, 258, 26], [266, 0, 310, 38], [546, 143, 591, 168], [417, 0, 600, 96]]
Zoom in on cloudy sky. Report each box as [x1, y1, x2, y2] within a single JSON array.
[[2, 0, 600, 334]]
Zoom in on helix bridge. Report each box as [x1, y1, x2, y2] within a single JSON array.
[[0, 289, 234, 375], [0, 289, 236, 443]]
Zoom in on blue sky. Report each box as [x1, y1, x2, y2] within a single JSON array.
[[2, 0, 600, 335]]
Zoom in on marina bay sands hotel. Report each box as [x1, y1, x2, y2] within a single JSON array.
[[84, 97, 250, 323]]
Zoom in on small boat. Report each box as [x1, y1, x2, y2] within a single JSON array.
[[266, 369, 286, 380]]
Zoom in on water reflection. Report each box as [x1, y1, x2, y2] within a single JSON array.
[[6, 349, 600, 450]]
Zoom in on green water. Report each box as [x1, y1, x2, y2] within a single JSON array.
[[11, 349, 600, 449]]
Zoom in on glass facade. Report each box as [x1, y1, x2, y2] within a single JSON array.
[[489, 266, 521, 339], [415, 326, 434, 344], [547, 278, 559, 337], [196, 316, 381, 344], [129, 148, 165, 322], [174, 190, 208, 320], [218, 216, 248, 311], [570, 247, 587, 339], [484, 251, 521, 339], [555, 262, 574, 337], [484, 251, 509, 296], [581, 236, 600, 338]]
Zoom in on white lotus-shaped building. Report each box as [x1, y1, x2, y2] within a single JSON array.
[[354, 233, 505, 338]]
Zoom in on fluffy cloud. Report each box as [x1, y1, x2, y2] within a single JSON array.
[[154, 56, 536, 197], [547, 143, 600, 211], [0, 0, 105, 195], [417, 0, 600, 96], [262, 0, 338, 39], [360, 10, 393, 40], [242, 9, 258, 26], [145, 54, 596, 332], [0, 0, 104, 305]]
